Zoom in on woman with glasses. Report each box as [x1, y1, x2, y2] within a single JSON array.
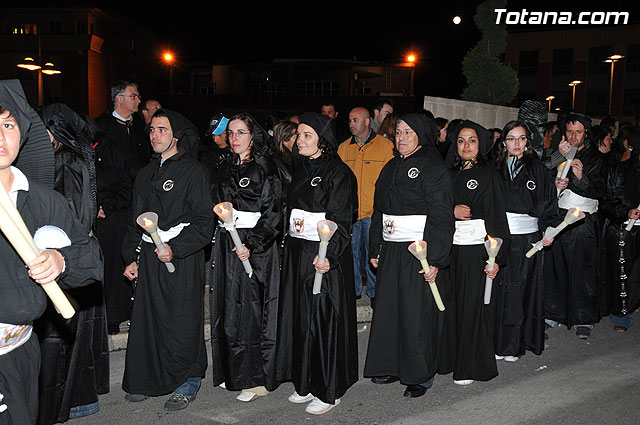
[[209, 113, 284, 402], [439, 120, 510, 386], [492, 120, 559, 362], [275, 112, 358, 415]]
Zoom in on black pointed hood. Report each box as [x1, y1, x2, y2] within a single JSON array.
[[298, 112, 337, 149], [161, 109, 201, 157]]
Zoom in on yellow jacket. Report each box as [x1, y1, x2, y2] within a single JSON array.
[[338, 133, 394, 220]]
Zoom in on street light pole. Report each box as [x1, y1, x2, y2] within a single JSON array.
[[605, 54, 624, 116], [568, 80, 582, 110], [546, 95, 555, 113]]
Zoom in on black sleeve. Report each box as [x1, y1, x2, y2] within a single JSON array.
[[483, 169, 511, 266], [245, 169, 283, 254], [423, 160, 454, 269], [600, 164, 632, 224], [324, 165, 358, 268]]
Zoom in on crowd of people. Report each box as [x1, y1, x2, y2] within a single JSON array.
[[1, 77, 639, 423]]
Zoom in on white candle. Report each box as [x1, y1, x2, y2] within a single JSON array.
[[484, 236, 503, 305], [214, 202, 253, 277], [313, 220, 338, 295], [525, 208, 585, 257], [408, 240, 445, 311], [626, 203, 640, 231], [136, 213, 176, 273]]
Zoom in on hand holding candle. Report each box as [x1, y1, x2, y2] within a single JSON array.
[[214, 202, 253, 277], [136, 212, 176, 273], [484, 236, 503, 305], [408, 240, 445, 311], [556, 161, 566, 179], [557, 146, 578, 196], [626, 203, 640, 231], [0, 183, 75, 318], [526, 207, 585, 258], [313, 220, 338, 295]]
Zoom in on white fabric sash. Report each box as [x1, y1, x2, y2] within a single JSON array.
[[623, 218, 640, 227], [381, 214, 427, 242], [558, 189, 598, 214], [506, 212, 539, 235], [218, 210, 261, 230], [0, 323, 32, 355], [453, 219, 487, 245], [288, 208, 326, 241], [142, 222, 190, 243]]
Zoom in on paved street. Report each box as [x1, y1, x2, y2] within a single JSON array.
[[73, 307, 640, 425]]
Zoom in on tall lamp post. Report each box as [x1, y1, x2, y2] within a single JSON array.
[[545, 95, 555, 113], [568, 80, 582, 110], [163, 51, 175, 95], [407, 54, 416, 97], [16, 34, 61, 107], [604, 54, 624, 116]]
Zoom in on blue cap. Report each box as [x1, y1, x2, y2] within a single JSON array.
[[206, 113, 229, 136]]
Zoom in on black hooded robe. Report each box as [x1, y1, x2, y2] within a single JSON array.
[[363, 141, 453, 385], [121, 114, 213, 396], [494, 158, 558, 358], [544, 146, 606, 327], [275, 153, 359, 405], [598, 157, 640, 320], [209, 155, 283, 391]]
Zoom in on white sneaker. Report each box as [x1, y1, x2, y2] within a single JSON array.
[[305, 397, 340, 415], [236, 391, 260, 402], [288, 391, 314, 404], [219, 382, 226, 389], [504, 356, 520, 362], [495, 354, 504, 360], [454, 379, 474, 386]]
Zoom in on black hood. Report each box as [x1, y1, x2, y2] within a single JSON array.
[[518, 100, 547, 159], [455, 120, 493, 157], [396, 113, 438, 147], [0, 79, 54, 187], [298, 112, 337, 149], [161, 109, 201, 157], [559, 112, 593, 148]]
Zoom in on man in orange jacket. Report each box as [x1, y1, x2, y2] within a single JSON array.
[[338, 107, 394, 306]]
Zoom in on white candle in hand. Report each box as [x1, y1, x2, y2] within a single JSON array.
[[313, 220, 338, 295], [484, 236, 503, 305], [214, 202, 253, 277], [137, 212, 176, 273], [525, 208, 585, 257], [408, 240, 445, 311]]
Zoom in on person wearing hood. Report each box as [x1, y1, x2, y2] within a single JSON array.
[[0, 79, 103, 424], [544, 113, 607, 340], [121, 108, 213, 411], [363, 113, 453, 398], [35, 103, 109, 423], [275, 112, 358, 415], [492, 120, 559, 363], [209, 113, 283, 402], [439, 120, 511, 386], [598, 126, 640, 333]]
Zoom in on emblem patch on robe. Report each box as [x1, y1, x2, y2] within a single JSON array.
[[526, 180, 537, 190], [311, 176, 322, 187], [408, 167, 420, 178], [293, 217, 304, 234], [239, 177, 250, 187], [466, 179, 478, 190], [383, 219, 395, 235], [163, 180, 174, 191]]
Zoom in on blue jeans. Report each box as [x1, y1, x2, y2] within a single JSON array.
[[174, 377, 201, 398], [69, 402, 99, 419], [352, 217, 376, 298], [420, 377, 434, 388], [545, 320, 593, 329], [610, 313, 633, 328]]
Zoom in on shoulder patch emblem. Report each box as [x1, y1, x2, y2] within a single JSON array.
[[163, 180, 174, 191]]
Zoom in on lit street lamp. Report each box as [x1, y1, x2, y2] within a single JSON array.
[[568, 80, 582, 110], [16, 35, 61, 106], [604, 54, 624, 116], [545, 95, 555, 112], [407, 54, 416, 97], [163, 51, 175, 95]]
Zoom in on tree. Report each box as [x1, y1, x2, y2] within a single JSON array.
[[461, 0, 519, 105]]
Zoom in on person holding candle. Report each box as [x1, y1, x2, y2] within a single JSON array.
[[209, 113, 284, 402], [363, 113, 453, 398], [439, 120, 510, 385], [492, 120, 559, 362], [544, 113, 607, 339], [599, 127, 640, 332], [275, 112, 358, 415], [0, 80, 103, 425], [121, 109, 214, 411]]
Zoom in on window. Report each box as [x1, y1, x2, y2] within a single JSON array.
[[588, 45, 612, 75], [623, 88, 640, 115], [299, 81, 339, 96], [586, 88, 608, 116], [518, 50, 538, 76], [76, 21, 87, 35], [49, 21, 62, 34], [627, 44, 640, 73], [552, 48, 573, 75], [198, 85, 216, 95]]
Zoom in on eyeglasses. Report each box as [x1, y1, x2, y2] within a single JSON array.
[[119, 93, 141, 100], [227, 130, 251, 138], [394, 129, 415, 138], [505, 136, 527, 143]]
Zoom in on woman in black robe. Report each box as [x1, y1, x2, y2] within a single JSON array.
[[363, 113, 453, 398], [439, 120, 510, 385], [492, 120, 559, 362], [35, 104, 110, 423], [599, 127, 640, 331], [209, 113, 283, 402], [276, 112, 358, 415]]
